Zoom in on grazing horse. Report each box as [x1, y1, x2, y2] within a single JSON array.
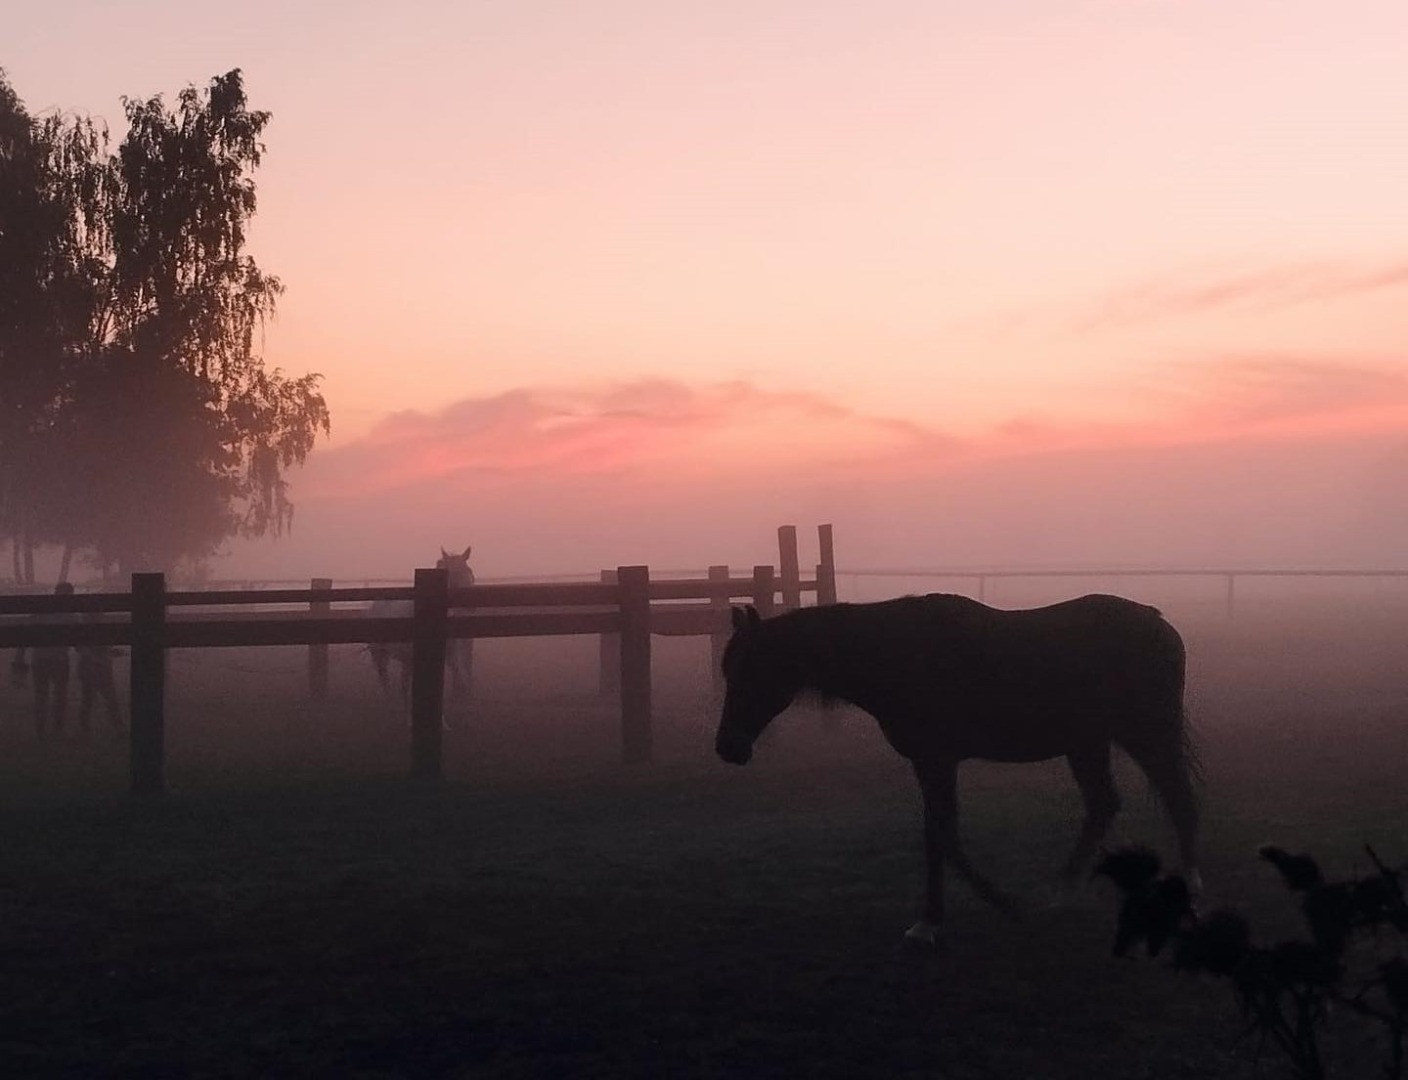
[[714, 593, 1201, 946], [368, 547, 475, 708]]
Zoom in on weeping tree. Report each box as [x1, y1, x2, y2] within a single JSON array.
[[0, 68, 328, 578]]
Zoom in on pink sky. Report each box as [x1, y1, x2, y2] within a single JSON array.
[[8, 1, 1408, 580]]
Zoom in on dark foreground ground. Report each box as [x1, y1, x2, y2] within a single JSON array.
[[1, 595, 1406, 1077]]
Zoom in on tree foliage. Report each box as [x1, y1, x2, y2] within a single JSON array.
[[0, 68, 328, 578], [0, 73, 102, 578]]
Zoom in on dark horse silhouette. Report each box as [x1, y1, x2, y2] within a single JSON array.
[[714, 593, 1200, 945], [368, 546, 475, 710]]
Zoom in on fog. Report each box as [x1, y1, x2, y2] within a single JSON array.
[[217, 380, 1408, 584]]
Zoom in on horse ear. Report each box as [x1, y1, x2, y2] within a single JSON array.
[[462, 545, 472, 560], [441, 547, 451, 559], [731, 605, 763, 631]]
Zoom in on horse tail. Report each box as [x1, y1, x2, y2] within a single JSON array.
[[1158, 612, 1202, 788], [1178, 704, 1204, 788], [1118, 609, 1201, 789]]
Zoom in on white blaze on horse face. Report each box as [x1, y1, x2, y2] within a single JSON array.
[[715, 704, 755, 764], [904, 920, 939, 945]]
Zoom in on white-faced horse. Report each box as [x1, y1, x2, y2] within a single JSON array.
[[368, 546, 475, 711]]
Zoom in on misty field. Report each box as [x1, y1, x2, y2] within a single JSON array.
[[2, 593, 1407, 1078]]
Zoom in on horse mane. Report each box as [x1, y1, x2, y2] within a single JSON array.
[[734, 594, 984, 706], [741, 603, 867, 706]]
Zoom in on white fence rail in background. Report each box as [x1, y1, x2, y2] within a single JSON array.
[[836, 567, 1408, 616]]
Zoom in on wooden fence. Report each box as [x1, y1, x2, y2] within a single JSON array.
[[0, 525, 837, 794]]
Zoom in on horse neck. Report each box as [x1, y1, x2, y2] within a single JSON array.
[[765, 608, 834, 696], [437, 559, 474, 588]]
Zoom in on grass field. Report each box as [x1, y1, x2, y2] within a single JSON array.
[[1, 598, 1406, 1077]]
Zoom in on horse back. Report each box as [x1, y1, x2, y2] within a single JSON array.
[[910, 592, 1183, 691], [821, 594, 1185, 760]]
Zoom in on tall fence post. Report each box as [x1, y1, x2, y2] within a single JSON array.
[[816, 523, 837, 605], [598, 569, 621, 697], [752, 565, 776, 618], [410, 567, 448, 781], [618, 565, 652, 765], [130, 572, 166, 796], [309, 577, 331, 700], [778, 525, 801, 609], [708, 564, 730, 692]]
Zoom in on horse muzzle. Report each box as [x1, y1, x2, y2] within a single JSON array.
[[715, 735, 753, 766]]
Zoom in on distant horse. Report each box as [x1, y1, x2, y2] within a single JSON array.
[[714, 594, 1200, 946], [368, 547, 475, 710]]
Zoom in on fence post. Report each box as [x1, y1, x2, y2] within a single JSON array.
[[708, 564, 730, 691], [778, 525, 801, 609], [598, 569, 621, 697], [752, 565, 776, 618], [309, 577, 331, 700], [410, 567, 448, 781], [816, 523, 837, 605], [130, 573, 166, 797], [618, 565, 652, 765]]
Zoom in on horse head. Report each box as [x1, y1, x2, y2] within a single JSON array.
[[436, 545, 475, 587], [715, 604, 797, 765]]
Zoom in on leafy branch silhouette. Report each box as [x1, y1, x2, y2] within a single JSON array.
[[1097, 844, 1408, 1079]]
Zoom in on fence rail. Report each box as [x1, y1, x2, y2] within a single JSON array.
[[1, 525, 838, 793], [836, 566, 1408, 616]]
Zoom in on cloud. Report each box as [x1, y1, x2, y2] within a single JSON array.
[[1141, 357, 1408, 439], [303, 361, 1408, 508], [1072, 259, 1408, 333], [305, 379, 964, 500], [228, 361, 1408, 581]]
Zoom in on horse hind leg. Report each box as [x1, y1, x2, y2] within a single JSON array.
[[1058, 742, 1122, 899], [1118, 729, 1202, 896]]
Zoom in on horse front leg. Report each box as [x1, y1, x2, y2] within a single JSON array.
[[910, 757, 1019, 945], [907, 757, 955, 945], [451, 639, 474, 703], [370, 645, 393, 697], [437, 639, 466, 704], [1057, 742, 1122, 902]]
